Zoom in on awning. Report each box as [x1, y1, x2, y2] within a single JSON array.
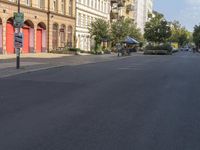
[[123, 36, 139, 44]]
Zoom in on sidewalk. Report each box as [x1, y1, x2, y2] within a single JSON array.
[[0, 53, 126, 78]]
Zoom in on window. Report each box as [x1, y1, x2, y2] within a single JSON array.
[[52, 23, 59, 49], [98, 0, 100, 10], [60, 25, 66, 47], [104, 2, 106, 13], [83, 14, 86, 26], [87, 0, 90, 6], [61, 0, 66, 14], [67, 26, 73, 48], [78, 13, 81, 26], [25, 0, 30, 6], [38, 0, 45, 9], [95, 0, 97, 9], [53, 0, 58, 12], [91, 0, 93, 8], [69, 0, 73, 16]]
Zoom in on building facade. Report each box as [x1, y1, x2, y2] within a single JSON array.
[[76, 0, 110, 51], [134, 0, 153, 33], [0, 0, 75, 54], [110, 0, 135, 22]]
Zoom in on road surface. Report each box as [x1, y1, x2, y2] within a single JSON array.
[[0, 52, 200, 150]]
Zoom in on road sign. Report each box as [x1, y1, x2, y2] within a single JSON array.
[[14, 12, 24, 28], [14, 32, 24, 48]]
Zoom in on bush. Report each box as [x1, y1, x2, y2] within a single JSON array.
[[50, 48, 81, 55], [103, 49, 111, 54], [50, 49, 69, 54], [68, 48, 81, 52], [145, 44, 172, 51], [144, 43, 172, 55]]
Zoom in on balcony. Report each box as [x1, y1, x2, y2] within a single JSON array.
[[111, 0, 125, 7]]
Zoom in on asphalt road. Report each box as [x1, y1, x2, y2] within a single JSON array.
[[1, 51, 200, 150]]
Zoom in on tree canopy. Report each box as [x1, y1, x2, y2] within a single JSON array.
[[144, 13, 171, 43], [88, 18, 110, 49], [193, 24, 200, 47], [169, 21, 191, 47], [111, 18, 143, 45]]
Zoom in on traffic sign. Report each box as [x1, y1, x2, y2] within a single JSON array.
[[14, 32, 24, 48], [14, 12, 24, 28]]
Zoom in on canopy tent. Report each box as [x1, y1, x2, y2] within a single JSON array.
[[123, 36, 139, 44]]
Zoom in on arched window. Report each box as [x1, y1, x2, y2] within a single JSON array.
[[60, 24, 66, 47], [67, 26, 73, 48], [52, 23, 59, 49]]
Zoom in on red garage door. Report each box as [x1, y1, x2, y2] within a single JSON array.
[[36, 29, 42, 53], [6, 22, 14, 54], [22, 27, 29, 53]]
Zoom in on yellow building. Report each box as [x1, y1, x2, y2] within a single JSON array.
[[0, 0, 75, 54]]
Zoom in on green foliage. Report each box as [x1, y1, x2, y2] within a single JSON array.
[[144, 13, 171, 43], [144, 43, 172, 55], [68, 48, 81, 52], [111, 18, 143, 45], [145, 43, 172, 52], [88, 19, 110, 51], [169, 21, 191, 47], [193, 24, 200, 47]]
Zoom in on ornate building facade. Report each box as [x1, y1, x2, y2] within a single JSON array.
[[0, 0, 75, 54], [75, 0, 110, 51]]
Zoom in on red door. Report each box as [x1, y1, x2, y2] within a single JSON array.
[[36, 29, 42, 53], [6, 23, 14, 54], [22, 27, 29, 53]]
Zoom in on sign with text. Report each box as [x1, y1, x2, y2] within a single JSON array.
[[14, 12, 24, 28], [14, 32, 24, 48]]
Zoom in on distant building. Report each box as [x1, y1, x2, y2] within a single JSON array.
[[0, 0, 76, 54], [134, 0, 153, 33], [110, 0, 135, 22], [75, 0, 110, 51]]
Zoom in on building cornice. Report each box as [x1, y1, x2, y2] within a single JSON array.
[[0, 0, 75, 20]]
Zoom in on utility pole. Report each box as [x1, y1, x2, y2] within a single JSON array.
[[16, 0, 21, 69]]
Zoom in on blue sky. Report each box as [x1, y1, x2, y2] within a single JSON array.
[[154, 0, 200, 31]]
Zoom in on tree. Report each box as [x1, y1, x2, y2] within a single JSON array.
[[144, 13, 171, 44], [169, 21, 190, 47], [111, 18, 142, 46], [88, 19, 110, 51], [193, 24, 200, 48]]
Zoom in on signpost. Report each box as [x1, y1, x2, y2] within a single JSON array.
[[14, 0, 24, 69], [14, 33, 23, 48], [14, 12, 24, 28]]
